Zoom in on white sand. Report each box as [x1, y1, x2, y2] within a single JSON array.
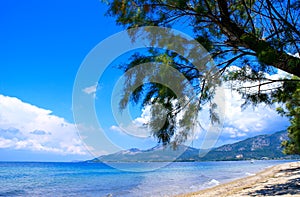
[[178, 161, 300, 197]]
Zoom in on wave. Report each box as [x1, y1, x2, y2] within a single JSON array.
[[0, 189, 25, 196], [189, 178, 220, 191], [245, 172, 256, 176], [207, 179, 220, 186]]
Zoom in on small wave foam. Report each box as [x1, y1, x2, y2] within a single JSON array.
[[245, 172, 256, 176], [189, 179, 220, 191], [207, 179, 220, 186]]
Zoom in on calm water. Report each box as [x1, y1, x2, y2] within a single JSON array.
[[0, 160, 295, 197]]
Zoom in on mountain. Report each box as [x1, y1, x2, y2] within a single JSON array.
[[89, 130, 300, 162], [90, 145, 201, 162], [201, 130, 299, 161]]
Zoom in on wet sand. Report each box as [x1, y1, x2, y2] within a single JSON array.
[[178, 161, 300, 197]]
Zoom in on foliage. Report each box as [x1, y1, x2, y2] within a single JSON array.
[[275, 76, 300, 154], [105, 0, 300, 76], [103, 0, 300, 148]]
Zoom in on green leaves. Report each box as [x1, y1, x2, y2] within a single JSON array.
[[195, 35, 214, 52], [274, 76, 300, 154], [104, 0, 300, 147]]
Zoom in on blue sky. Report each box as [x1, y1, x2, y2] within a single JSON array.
[[0, 0, 122, 122], [0, 1, 291, 161]]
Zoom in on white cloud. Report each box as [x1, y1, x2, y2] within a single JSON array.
[[225, 66, 292, 96], [221, 88, 289, 138], [0, 94, 88, 155], [0, 137, 14, 148], [288, 52, 299, 59], [82, 83, 98, 97], [222, 127, 246, 138], [109, 67, 290, 146], [219, 67, 290, 139], [110, 106, 152, 138], [110, 125, 124, 133]]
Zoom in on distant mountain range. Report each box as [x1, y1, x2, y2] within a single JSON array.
[[89, 130, 300, 162], [202, 130, 299, 161]]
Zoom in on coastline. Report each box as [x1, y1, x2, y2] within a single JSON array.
[[177, 161, 300, 197]]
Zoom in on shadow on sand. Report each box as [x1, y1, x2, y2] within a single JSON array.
[[247, 167, 300, 196]]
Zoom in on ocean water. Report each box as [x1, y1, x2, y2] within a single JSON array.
[[0, 160, 295, 197]]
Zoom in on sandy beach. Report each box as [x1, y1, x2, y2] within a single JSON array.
[[178, 161, 300, 197]]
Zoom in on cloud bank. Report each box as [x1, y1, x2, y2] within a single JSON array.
[[0, 94, 88, 155]]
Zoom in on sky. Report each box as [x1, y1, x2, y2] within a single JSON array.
[[0, 0, 291, 161]]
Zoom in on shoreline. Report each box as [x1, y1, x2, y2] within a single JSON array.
[[177, 161, 300, 197]]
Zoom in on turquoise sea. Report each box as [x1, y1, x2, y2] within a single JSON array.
[[0, 160, 295, 196]]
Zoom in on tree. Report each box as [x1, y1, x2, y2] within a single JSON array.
[[276, 76, 300, 154], [103, 0, 300, 149]]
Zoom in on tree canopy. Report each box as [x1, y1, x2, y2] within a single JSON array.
[[103, 0, 300, 153], [276, 76, 300, 154]]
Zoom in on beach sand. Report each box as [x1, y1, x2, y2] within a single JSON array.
[[178, 161, 300, 197]]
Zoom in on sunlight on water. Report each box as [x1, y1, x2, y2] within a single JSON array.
[[0, 160, 294, 197]]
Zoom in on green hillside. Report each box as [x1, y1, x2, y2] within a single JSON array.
[[202, 130, 299, 161], [89, 130, 300, 162]]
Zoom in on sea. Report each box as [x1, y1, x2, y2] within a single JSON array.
[[0, 160, 296, 197]]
